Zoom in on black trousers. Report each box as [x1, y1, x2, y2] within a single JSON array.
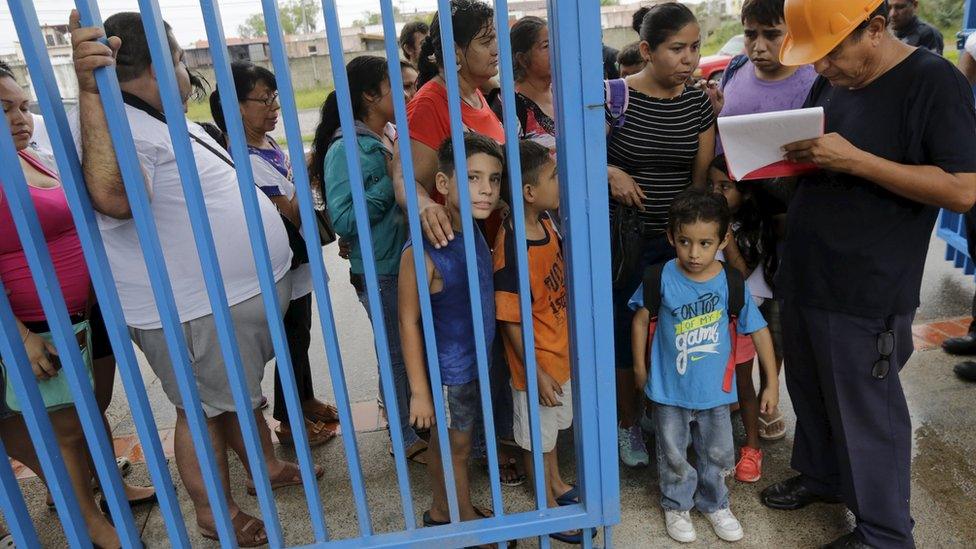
[[782, 302, 916, 548], [273, 293, 316, 423]]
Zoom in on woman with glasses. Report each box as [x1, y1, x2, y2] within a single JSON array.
[[210, 62, 339, 448]]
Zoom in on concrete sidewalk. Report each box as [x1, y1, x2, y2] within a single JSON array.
[[7, 343, 976, 548]]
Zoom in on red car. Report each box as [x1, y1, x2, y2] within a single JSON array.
[[695, 34, 745, 83]]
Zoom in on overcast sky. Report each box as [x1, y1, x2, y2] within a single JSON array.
[[0, 0, 444, 54]]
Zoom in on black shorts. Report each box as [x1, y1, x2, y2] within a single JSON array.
[[20, 303, 113, 361]]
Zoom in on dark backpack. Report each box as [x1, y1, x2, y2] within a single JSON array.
[[641, 261, 746, 394], [720, 54, 750, 92]]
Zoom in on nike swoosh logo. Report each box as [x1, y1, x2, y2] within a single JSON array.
[[691, 355, 705, 362]]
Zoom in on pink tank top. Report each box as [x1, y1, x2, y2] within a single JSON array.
[[0, 150, 89, 321]]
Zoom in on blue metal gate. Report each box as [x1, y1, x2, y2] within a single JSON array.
[[0, 0, 619, 547], [940, 0, 976, 275]]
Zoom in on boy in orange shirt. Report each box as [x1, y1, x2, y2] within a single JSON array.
[[494, 140, 585, 544]]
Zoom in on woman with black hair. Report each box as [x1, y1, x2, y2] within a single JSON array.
[[401, 0, 504, 249], [211, 62, 339, 448], [607, 2, 716, 470], [309, 55, 428, 465], [491, 16, 555, 147]]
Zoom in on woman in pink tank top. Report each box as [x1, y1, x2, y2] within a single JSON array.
[[0, 62, 154, 548]]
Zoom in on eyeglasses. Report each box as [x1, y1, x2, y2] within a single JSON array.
[[244, 92, 279, 107], [872, 330, 895, 380]]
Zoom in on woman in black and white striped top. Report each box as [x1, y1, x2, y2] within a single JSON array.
[[607, 2, 716, 471]]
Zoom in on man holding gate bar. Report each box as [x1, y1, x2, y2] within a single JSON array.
[[69, 11, 319, 546]]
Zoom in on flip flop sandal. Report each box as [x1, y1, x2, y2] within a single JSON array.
[[499, 459, 526, 487], [99, 492, 159, 524], [422, 510, 450, 527], [392, 441, 429, 465], [758, 413, 787, 441], [198, 509, 268, 547], [116, 457, 132, 478], [555, 484, 579, 506], [246, 462, 324, 496], [275, 419, 336, 448], [303, 401, 340, 424], [549, 528, 597, 545]]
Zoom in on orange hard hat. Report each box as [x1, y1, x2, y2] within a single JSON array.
[[779, 0, 885, 66]]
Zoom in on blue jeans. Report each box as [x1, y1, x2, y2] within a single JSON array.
[[355, 274, 421, 449], [653, 403, 734, 513]]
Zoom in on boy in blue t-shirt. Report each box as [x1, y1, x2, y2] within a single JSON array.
[[399, 133, 502, 527], [630, 188, 779, 544]]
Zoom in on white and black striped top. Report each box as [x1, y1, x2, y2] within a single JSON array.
[[606, 86, 714, 234]]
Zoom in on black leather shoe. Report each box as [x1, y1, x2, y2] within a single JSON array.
[[760, 475, 843, 510], [942, 332, 976, 356], [820, 532, 874, 549], [954, 361, 976, 382]]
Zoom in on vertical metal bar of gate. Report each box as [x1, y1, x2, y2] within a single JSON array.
[[377, 0, 462, 527], [257, 0, 334, 540], [492, 2, 551, 530], [70, 1, 238, 545], [549, 0, 620, 532], [318, 0, 418, 532], [433, 0, 505, 517], [7, 0, 190, 544]]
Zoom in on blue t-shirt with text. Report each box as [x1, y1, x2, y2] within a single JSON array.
[[629, 260, 766, 409]]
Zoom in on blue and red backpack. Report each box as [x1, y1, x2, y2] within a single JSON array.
[[641, 261, 746, 394]]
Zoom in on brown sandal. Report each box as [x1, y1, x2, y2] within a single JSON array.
[[275, 419, 336, 447], [198, 509, 268, 547], [303, 400, 340, 424], [245, 461, 324, 496]]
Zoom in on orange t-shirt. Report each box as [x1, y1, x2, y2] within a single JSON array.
[[493, 215, 570, 390], [406, 79, 506, 153]]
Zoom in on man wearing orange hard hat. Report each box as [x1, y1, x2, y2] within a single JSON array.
[[761, 1, 976, 548]]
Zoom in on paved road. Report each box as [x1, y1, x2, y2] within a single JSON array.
[[268, 108, 321, 144]]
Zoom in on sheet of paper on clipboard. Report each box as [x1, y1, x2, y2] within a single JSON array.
[[717, 107, 824, 181]]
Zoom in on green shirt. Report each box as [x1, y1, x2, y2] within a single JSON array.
[[324, 131, 407, 276]]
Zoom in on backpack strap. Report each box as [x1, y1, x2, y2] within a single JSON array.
[[605, 78, 630, 139], [720, 54, 750, 92], [641, 262, 667, 322], [720, 261, 746, 393], [641, 261, 667, 371]]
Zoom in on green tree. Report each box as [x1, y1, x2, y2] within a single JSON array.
[[352, 7, 404, 27], [918, 0, 964, 31], [600, 0, 619, 5], [237, 0, 318, 38]]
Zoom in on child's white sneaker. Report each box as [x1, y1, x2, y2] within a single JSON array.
[[704, 507, 744, 542], [664, 509, 696, 543]]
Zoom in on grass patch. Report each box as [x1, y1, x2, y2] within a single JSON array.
[[186, 87, 332, 122]]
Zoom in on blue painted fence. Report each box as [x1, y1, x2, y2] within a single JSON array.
[[0, 0, 620, 547], [941, 1, 976, 275]]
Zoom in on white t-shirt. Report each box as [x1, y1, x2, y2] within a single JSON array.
[[249, 153, 312, 301], [715, 250, 773, 305], [70, 104, 292, 329]]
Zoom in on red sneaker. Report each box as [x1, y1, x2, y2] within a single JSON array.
[[735, 446, 763, 483]]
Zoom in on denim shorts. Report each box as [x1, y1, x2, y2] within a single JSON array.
[[445, 380, 482, 432]]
